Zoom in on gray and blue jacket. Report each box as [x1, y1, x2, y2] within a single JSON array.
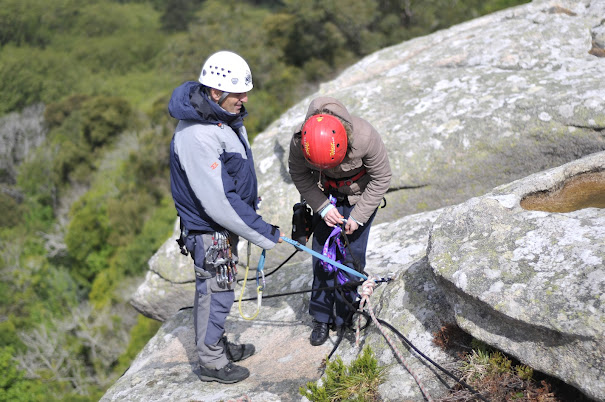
[[169, 81, 279, 250]]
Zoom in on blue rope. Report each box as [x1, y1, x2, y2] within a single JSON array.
[[280, 236, 368, 280]]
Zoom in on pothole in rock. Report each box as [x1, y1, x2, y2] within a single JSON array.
[[520, 170, 605, 212]]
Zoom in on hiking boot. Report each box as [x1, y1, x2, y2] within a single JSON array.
[[310, 319, 330, 346], [197, 362, 250, 384], [222, 336, 255, 362]]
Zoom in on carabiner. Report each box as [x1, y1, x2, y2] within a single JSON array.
[[256, 269, 265, 292]]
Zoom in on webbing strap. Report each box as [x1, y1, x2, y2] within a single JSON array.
[[323, 168, 367, 189], [321, 226, 349, 286], [280, 236, 368, 280]]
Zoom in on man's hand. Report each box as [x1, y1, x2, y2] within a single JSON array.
[[344, 218, 359, 235], [278, 232, 284, 243], [323, 208, 344, 227]]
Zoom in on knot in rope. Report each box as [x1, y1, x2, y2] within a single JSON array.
[[359, 277, 377, 299], [356, 276, 379, 347]]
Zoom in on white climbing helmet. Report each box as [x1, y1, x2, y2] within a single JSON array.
[[198, 50, 253, 93]]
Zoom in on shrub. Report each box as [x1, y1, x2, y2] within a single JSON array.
[[80, 97, 132, 150], [0, 346, 46, 402], [300, 346, 386, 401], [65, 193, 111, 285], [0, 192, 24, 228]]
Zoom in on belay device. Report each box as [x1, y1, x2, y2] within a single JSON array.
[[291, 200, 313, 245]]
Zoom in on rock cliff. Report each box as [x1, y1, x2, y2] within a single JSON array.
[[107, 0, 605, 400], [0, 103, 46, 186]]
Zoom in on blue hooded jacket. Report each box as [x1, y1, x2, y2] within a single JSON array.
[[169, 81, 279, 250]]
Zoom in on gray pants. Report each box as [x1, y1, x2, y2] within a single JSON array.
[[186, 233, 239, 369]]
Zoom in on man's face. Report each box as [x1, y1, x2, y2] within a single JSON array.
[[221, 92, 248, 114]]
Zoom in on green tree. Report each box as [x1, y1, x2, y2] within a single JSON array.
[[65, 192, 111, 285], [0, 192, 24, 228], [17, 147, 57, 211], [80, 97, 132, 150], [46, 95, 133, 185], [0, 346, 46, 402], [158, 0, 205, 32], [265, 0, 349, 69]]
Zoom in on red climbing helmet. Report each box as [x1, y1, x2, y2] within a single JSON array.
[[301, 114, 348, 169]]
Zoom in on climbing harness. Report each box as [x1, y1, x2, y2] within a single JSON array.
[[322, 168, 366, 190], [237, 242, 265, 320]]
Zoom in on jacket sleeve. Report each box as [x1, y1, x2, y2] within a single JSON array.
[[349, 122, 392, 224], [288, 132, 331, 213], [176, 125, 279, 249]]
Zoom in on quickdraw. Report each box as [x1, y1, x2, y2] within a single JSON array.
[[206, 231, 238, 286]]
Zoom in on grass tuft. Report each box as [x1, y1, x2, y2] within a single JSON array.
[[433, 323, 591, 401], [300, 345, 386, 402]]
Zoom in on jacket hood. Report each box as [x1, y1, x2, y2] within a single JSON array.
[[168, 81, 247, 129], [304, 96, 353, 126], [168, 81, 203, 121]]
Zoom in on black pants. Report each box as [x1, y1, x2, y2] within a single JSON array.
[[309, 197, 377, 327]]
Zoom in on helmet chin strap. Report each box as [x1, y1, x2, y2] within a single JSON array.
[[218, 91, 230, 106]]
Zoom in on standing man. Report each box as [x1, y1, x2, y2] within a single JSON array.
[[169, 50, 282, 383], [288, 97, 391, 346]]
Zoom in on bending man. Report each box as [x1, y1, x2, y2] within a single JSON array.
[[288, 97, 391, 346]]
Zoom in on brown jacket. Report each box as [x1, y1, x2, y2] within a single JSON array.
[[288, 97, 392, 224]]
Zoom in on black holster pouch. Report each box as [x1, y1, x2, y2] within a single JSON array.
[[291, 201, 312, 245], [176, 218, 189, 256]]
